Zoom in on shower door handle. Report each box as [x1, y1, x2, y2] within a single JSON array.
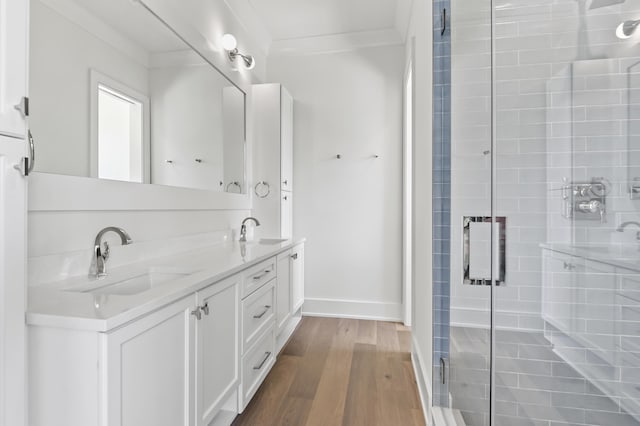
[[463, 216, 506, 286]]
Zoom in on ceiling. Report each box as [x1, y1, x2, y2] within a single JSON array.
[[72, 0, 187, 53], [247, 0, 399, 41], [227, 0, 412, 55]]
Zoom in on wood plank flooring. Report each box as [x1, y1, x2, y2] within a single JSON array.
[[232, 317, 426, 426]]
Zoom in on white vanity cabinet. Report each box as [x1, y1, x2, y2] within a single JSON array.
[[29, 242, 305, 425], [29, 277, 240, 426], [291, 243, 305, 312], [274, 243, 305, 353], [102, 296, 196, 426], [238, 259, 277, 411], [253, 83, 294, 239], [195, 276, 240, 426], [276, 251, 292, 335]]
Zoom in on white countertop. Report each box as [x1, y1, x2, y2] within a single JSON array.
[[541, 243, 640, 272], [28, 238, 305, 332]]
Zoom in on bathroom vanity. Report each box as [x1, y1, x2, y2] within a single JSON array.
[[28, 237, 305, 426]]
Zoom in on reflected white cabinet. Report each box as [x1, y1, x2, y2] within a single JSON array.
[[103, 296, 196, 426], [253, 83, 294, 239], [0, 0, 28, 139]]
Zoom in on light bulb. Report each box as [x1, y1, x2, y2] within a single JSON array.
[[221, 33, 237, 51]]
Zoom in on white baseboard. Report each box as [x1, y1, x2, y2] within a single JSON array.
[[302, 298, 403, 322], [412, 335, 432, 425]]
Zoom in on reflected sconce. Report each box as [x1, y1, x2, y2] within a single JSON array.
[[221, 33, 255, 70], [616, 20, 640, 39]]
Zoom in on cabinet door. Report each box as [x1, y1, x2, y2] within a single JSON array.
[[0, 0, 28, 139], [0, 134, 28, 426], [281, 192, 292, 239], [291, 244, 305, 312], [196, 276, 240, 426], [276, 251, 292, 335], [280, 87, 293, 192], [103, 296, 196, 426]]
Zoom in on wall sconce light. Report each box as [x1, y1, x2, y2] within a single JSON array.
[[616, 20, 640, 39], [221, 33, 256, 70]]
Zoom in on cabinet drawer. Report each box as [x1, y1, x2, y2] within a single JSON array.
[[242, 280, 275, 353], [241, 325, 275, 408], [242, 257, 276, 298]]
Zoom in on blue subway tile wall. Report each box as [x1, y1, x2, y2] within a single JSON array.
[[432, 0, 451, 408]]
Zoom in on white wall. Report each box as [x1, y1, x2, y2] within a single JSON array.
[[267, 45, 404, 320], [405, 0, 434, 420]]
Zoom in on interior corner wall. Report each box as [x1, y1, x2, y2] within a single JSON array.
[[266, 45, 405, 321], [406, 0, 434, 419]]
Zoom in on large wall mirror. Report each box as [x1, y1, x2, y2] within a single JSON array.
[[30, 0, 246, 194]]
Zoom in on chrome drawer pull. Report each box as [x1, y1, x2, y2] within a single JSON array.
[[253, 305, 271, 319], [201, 302, 210, 315], [253, 352, 271, 370], [252, 269, 271, 280]]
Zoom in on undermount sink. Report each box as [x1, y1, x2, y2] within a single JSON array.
[[257, 238, 288, 245], [64, 268, 194, 296]]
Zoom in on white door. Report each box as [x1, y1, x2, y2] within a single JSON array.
[[103, 296, 196, 426], [0, 135, 28, 426], [280, 192, 292, 239], [0, 1, 29, 424], [196, 277, 239, 426]]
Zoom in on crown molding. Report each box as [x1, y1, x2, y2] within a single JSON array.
[[269, 28, 403, 56]]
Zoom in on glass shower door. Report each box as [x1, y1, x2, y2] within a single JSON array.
[[492, 0, 640, 425], [439, 0, 640, 425], [434, 0, 495, 423]]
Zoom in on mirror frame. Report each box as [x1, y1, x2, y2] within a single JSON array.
[[29, 0, 254, 212]]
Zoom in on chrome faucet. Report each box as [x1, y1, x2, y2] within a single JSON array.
[[240, 217, 260, 242], [616, 221, 640, 241], [93, 227, 132, 278]]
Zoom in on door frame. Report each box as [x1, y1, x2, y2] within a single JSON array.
[[403, 40, 415, 327]]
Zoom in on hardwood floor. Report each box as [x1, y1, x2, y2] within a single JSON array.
[[232, 317, 426, 426]]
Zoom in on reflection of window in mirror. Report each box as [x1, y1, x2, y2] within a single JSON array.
[[90, 70, 150, 183]]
